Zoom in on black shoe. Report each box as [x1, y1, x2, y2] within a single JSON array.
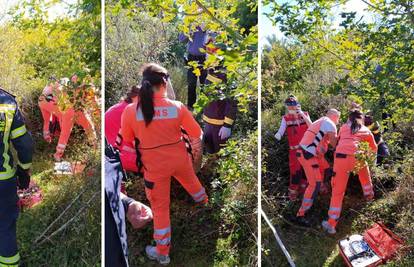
[[295, 216, 311, 227]]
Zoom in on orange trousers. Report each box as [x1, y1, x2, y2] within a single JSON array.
[[296, 150, 330, 217], [39, 100, 96, 159], [142, 142, 207, 255], [327, 154, 374, 229]]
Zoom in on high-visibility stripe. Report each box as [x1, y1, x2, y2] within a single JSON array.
[[329, 207, 341, 212], [0, 104, 16, 112], [10, 125, 27, 139], [154, 227, 171, 236], [2, 109, 14, 175], [155, 237, 171, 245], [329, 214, 339, 219], [0, 253, 20, 265], [57, 144, 66, 151], [224, 117, 234, 125], [194, 194, 207, 203], [206, 74, 223, 84], [192, 188, 205, 199], [303, 198, 313, 203], [362, 185, 371, 190], [18, 161, 32, 170], [202, 115, 224, 126], [0, 169, 16, 180]]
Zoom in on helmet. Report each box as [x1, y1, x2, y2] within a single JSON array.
[[284, 95, 298, 106]]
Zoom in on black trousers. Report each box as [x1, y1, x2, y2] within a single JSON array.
[[187, 54, 207, 109], [0, 177, 19, 266]]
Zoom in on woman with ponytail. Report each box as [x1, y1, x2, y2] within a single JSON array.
[[118, 63, 207, 265], [105, 81, 176, 173], [322, 109, 377, 234]]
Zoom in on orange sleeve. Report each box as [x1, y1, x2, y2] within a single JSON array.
[[366, 132, 378, 153], [180, 104, 202, 138], [119, 106, 135, 145]]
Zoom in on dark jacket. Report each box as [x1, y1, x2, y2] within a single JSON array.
[[105, 144, 134, 267], [0, 88, 33, 174]]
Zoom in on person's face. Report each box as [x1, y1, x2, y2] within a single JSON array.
[[332, 113, 341, 125], [286, 104, 298, 114]]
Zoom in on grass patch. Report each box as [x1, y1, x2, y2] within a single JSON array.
[[17, 134, 101, 266]]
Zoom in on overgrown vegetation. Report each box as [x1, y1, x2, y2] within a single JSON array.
[[1, 0, 101, 265], [106, 0, 258, 265], [261, 0, 414, 266]]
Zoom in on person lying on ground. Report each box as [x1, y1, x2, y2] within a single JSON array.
[[105, 143, 153, 267]]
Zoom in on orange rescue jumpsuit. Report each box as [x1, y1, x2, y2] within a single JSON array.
[[119, 91, 208, 256], [38, 84, 96, 159], [326, 123, 377, 229], [296, 117, 337, 217]]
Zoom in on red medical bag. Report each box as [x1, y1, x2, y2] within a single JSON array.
[[17, 181, 43, 211], [338, 222, 404, 267]]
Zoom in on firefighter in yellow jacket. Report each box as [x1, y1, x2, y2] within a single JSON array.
[[0, 88, 34, 267]]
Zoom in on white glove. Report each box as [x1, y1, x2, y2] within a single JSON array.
[[218, 126, 231, 140], [274, 132, 282, 141]]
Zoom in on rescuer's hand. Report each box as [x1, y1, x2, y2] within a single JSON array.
[[16, 166, 31, 190], [218, 126, 231, 140], [127, 201, 153, 229], [43, 131, 52, 143]]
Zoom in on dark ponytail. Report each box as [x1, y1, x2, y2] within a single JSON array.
[[138, 63, 168, 126], [125, 85, 140, 103], [139, 81, 154, 126], [349, 109, 363, 134]]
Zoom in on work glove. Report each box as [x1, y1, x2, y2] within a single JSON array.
[[274, 132, 282, 141], [16, 166, 31, 190], [218, 126, 231, 140]]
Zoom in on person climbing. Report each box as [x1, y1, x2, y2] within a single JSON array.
[[295, 109, 340, 226], [274, 95, 312, 200], [364, 114, 390, 165], [322, 109, 377, 234], [38, 76, 97, 161], [106, 82, 176, 172], [0, 88, 34, 267], [179, 25, 210, 110], [117, 63, 208, 265], [202, 68, 237, 154]]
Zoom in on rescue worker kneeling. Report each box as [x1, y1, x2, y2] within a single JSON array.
[[118, 63, 208, 265], [0, 88, 34, 267], [322, 109, 377, 234], [295, 109, 340, 227]]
